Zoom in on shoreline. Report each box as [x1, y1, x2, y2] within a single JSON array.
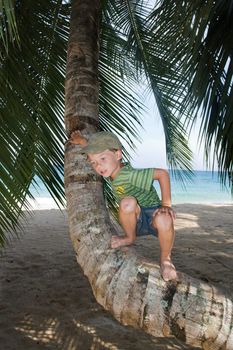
[[25, 196, 233, 211]]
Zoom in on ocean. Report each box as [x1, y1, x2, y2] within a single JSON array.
[[29, 171, 233, 210], [169, 170, 233, 205]]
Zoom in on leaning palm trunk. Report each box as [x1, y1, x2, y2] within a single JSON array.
[[64, 1, 233, 349]]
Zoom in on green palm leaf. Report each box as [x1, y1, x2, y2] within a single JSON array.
[[0, 0, 19, 54], [149, 0, 233, 184], [0, 0, 69, 244], [105, 0, 194, 181]]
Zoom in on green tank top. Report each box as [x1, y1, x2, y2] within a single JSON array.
[[111, 164, 161, 207]]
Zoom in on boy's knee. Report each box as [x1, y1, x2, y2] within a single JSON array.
[[119, 196, 138, 214], [153, 213, 172, 231]]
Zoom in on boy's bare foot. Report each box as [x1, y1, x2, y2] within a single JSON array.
[[111, 235, 135, 249], [160, 259, 177, 281]]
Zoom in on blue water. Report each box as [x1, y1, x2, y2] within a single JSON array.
[[31, 171, 233, 205], [169, 171, 233, 205]]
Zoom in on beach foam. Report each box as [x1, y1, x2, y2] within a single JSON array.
[[25, 197, 65, 210]]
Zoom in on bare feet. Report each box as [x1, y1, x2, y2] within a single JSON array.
[[160, 259, 177, 281], [111, 235, 135, 249]]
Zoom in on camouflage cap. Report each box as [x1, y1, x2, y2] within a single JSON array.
[[81, 131, 122, 154]]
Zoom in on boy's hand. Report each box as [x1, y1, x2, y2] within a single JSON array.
[[68, 130, 88, 146], [153, 206, 176, 220]]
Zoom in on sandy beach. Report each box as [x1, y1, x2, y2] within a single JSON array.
[[0, 204, 232, 350]]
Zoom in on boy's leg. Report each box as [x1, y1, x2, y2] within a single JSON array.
[[111, 196, 140, 249], [152, 211, 177, 281]]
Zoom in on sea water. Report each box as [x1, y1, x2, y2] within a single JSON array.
[[170, 171, 233, 205], [29, 171, 233, 209]]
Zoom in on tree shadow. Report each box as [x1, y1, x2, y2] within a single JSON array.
[[0, 209, 198, 350], [174, 204, 233, 294], [134, 204, 233, 296]]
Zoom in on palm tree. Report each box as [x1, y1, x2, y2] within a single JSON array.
[[1, 0, 233, 348], [1, 0, 233, 242]]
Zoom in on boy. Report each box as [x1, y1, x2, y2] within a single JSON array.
[[69, 130, 177, 281]]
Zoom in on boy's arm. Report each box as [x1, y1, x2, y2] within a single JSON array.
[[153, 168, 176, 219], [66, 130, 88, 147], [153, 168, 171, 207]]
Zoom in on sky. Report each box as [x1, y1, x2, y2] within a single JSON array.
[[122, 93, 209, 171]]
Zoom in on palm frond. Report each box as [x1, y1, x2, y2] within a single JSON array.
[[100, 8, 144, 145], [149, 0, 233, 187], [104, 0, 194, 180], [0, 0, 69, 244], [0, 0, 19, 54]]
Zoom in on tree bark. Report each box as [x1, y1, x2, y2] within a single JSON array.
[[64, 1, 233, 349]]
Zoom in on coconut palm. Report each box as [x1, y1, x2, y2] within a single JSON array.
[[1, 0, 233, 348], [1, 0, 232, 243]]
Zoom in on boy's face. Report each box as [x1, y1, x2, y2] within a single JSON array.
[[88, 149, 122, 179]]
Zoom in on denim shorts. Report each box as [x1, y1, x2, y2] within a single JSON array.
[[136, 205, 161, 237]]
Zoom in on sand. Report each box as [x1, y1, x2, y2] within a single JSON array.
[[0, 204, 232, 350]]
